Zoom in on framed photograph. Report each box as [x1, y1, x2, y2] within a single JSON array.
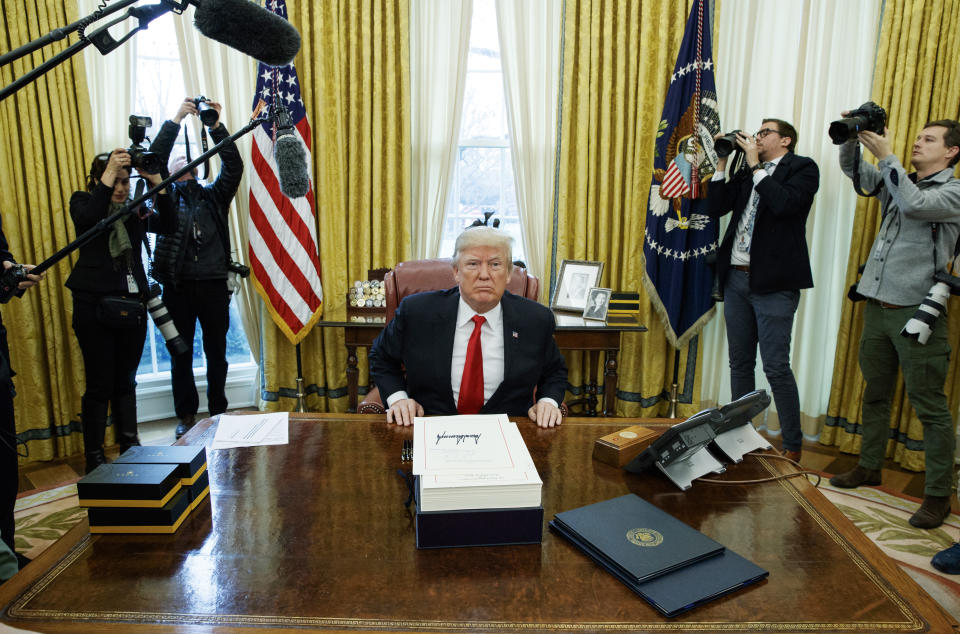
[[552, 260, 604, 312], [582, 288, 612, 321]]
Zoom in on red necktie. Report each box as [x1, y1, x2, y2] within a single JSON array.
[[457, 315, 486, 414]]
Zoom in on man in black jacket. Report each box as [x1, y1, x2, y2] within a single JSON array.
[[149, 98, 244, 438], [704, 119, 820, 461], [0, 219, 42, 570]]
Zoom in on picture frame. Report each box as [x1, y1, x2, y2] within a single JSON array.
[[552, 260, 604, 312], [582, 287, 612, 321]]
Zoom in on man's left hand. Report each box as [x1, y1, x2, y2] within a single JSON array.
[[858, 128, 892, 160], [528, 401, 562, 428], [735, 132, 760, 167]]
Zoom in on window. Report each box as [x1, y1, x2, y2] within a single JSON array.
[[438, 0, 525, 263], [132, 16, 253, 380]]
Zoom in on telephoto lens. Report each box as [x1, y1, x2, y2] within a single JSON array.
[[145, 284, 189, 356], [900, 282, 950, 345]]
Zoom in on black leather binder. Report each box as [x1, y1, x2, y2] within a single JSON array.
[[551, 494, 723, 583]]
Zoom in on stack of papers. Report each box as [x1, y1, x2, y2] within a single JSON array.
[[212, 413, 289, 450], [412, 414, 542, 512]]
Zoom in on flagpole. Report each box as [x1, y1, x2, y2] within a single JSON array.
[[294, 343, 306, 413], [668, 349, 681, 418]]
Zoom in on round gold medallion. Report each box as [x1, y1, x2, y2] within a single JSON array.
[[626, 528, 663, 547]]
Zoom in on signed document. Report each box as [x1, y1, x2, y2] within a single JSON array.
[[412, 415, 542, 512]]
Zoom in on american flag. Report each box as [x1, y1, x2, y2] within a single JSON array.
[[248, 0, 323, 344], [641, 0, 720, 348]]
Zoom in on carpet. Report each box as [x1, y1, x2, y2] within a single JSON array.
[[13, 483, 84, 560], [818, 480, 960, 620]]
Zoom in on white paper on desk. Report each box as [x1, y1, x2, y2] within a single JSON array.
[[412, 414, 518, 475], [212, 413, 289, 449]]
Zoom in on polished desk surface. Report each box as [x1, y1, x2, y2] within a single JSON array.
[[2, 414, 956, 633]]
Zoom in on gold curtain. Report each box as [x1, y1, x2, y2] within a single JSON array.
[[822, 0, 960, 470], [0, 2, 92, 461], [263, 1, 411, 411], [554, 0, 707, 417]]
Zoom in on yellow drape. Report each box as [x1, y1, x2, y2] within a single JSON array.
[[822, 0, 960, 470], [0, 2, 92, 462], [261, 1, 411, 411], [554, 0, 707, 417]]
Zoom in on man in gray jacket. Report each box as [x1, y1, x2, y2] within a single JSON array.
[[831, 118, 960, 529]]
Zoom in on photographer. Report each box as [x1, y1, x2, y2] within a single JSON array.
[[0, 219, 42, 572], [831, 117, 960, 530], [148, 97, 243, 439], [704, 119, 820, 462], [66, 150, 176, 473]]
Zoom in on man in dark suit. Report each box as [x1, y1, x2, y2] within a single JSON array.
[[370, 227, 567, 428], [705, 119, 820, 461]]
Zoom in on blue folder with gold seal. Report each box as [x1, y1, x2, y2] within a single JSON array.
[[550, 493, 768, 616], [551, 493, 723, 583]]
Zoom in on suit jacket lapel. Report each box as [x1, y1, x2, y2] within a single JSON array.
[[435, 290, 460, 411], [485, 292, 519, 407]]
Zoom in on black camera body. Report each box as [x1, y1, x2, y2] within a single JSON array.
[[829, 102, 887, 145], [227, 261, 251, 278], [0, 263, 28, 301], [192, 95, 219, 127], [127, 115, 164, 174], [714, 130, 742, 158]]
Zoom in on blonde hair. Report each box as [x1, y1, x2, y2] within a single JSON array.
[[452, 226, 514, 270]]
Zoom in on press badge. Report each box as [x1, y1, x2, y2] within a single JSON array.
[[126, 273, 139, 294]]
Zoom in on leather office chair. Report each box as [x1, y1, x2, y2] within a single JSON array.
[[358, 258, 564, 416]]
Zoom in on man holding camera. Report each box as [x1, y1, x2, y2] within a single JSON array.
[[831, 118, 960, 529], [0, 220, 42, 574], [149, 97, 244, 439], [705, 119, 820, 462]]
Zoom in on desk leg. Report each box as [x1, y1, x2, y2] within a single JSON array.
[[346, 344, 359, 413], [603, 350, 618, 417], [586, 351, 599, 417]]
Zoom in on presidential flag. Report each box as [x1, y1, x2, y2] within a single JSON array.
[[641, 0, 721, 349], [248, 0, 323, 345]]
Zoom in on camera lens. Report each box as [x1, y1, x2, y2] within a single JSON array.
[[197, 102, 219, 127], [714, 130, 741, 158]]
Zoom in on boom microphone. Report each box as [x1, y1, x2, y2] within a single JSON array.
[[273, 104, 310, 199], [192, 0, 301, 67]]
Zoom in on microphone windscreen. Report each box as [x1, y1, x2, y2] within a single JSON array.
[[194, 0, 301, 67], [274, 133, 310, 199]]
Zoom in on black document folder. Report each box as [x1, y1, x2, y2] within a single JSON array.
[[550, 518, 767, 616], [552, 494, 723, 583]]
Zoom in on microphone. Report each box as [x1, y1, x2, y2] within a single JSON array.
[[272, 103, 310, 199], [192, 0, 301, 67]]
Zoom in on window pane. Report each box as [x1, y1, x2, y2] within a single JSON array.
[[461, 73, 507, 140]]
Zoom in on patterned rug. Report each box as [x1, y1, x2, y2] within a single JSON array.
[[818, 480, 960, 620], [12, 479, 960, 619]]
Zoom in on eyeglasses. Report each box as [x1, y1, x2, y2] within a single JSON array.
[[756, 128, 780, 139]]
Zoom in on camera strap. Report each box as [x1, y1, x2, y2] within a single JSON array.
[[181, 125, 211, 181], [852, 144, 883, 197]]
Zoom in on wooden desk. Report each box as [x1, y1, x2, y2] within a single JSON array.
[[1, 414, 955, 633], [327, 313, 647, 417]]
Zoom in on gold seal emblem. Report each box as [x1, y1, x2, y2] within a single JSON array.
[[626, 528, 663, 547]]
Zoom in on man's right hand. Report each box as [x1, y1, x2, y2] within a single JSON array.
[[386, 398, 424, 426], [173, 97, 199, 124]]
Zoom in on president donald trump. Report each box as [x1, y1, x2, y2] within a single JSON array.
[[369, 227, 567, 428]]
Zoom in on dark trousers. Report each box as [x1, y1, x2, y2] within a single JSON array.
[[72, 295, 146, 411], [722, 269, 803, 451], [0, 381, 16, 554], [163, 280, 231, 418], [858, 302, 955, 496]]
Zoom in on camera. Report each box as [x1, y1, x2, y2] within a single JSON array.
[[127, 115, 164, 174], [829, 102, 887, 145], [144, 283, 189, 356], [714, 130, 742, 158], [226, 260, 250, 295], [192, 95, 219, 127], [0, 263, 28, 302]]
